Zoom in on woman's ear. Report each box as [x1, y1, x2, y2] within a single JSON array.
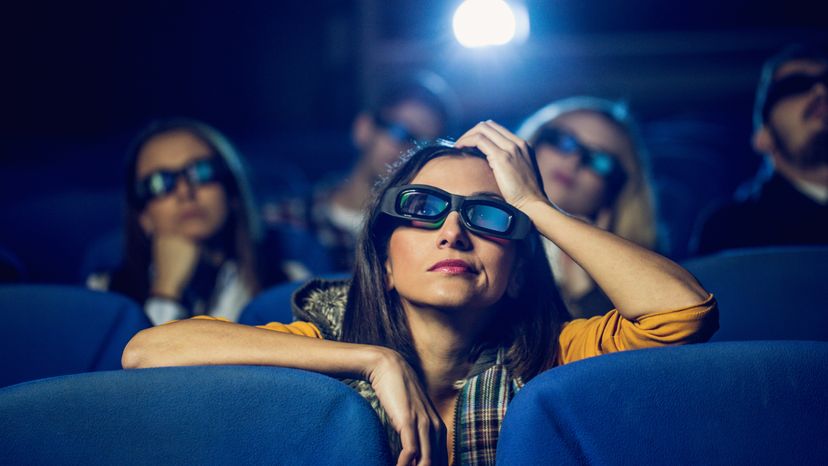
[[384, 258, 395, 291], [139, 211, 154, 235], [753, 125, 775, 154], [352, 112, 376, 151]]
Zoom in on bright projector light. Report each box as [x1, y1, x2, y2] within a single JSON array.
[[453, 0, 517, 48]]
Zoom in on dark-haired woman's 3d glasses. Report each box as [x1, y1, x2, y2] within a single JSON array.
[[380, 184, 532, 240], [535, 127, 627, 185], [134, 157, 226, 206]]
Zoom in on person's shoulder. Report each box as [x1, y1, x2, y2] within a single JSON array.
[[696, 198, 751, 232], [292, 277, 351, 340], [690, 198, 759, 256]]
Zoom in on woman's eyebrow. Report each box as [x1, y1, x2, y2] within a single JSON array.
[[470, 191, 505, 200]]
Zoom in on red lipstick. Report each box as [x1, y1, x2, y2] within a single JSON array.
[[428, 259, 475, 274], [552, 171, 575, 188]]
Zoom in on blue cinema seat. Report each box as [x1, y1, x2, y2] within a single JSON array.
[[0, 190, 122, 283], [0, 366, 391, 465], [78, 229, 123, 283], [239, 275, 349, 326], [496, 341, 828, 466], [681, 246, 828, 341], [0, 285, 151, 388]]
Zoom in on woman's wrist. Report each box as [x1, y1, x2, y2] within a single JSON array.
[[150, 280, 183, 301], [519, 197, 560, 225], [361, 346, 403, 382]]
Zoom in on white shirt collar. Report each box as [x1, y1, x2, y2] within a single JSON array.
[[790, 177, 828, 205]]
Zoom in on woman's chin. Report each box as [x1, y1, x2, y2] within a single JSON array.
[[405, 287, 501, 312], [175, 226, 218, 242]]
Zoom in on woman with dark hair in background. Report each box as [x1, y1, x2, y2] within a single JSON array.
[[88, 118, 288, 324], [124, 121, 716, 465], [518, 97, 659, 317]]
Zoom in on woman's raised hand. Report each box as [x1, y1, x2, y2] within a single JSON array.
[[150, 234, 201, 300], [454, 120, 548, 211], [367, 348, 448, 466]]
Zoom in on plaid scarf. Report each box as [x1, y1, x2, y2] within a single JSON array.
[[293, 279, 524, 465], [454, 348, 524, 465]]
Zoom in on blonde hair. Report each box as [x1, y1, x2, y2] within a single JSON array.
[[517, 96, 658, 250]]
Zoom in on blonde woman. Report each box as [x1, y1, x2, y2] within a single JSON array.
[[518, 97, 658, 317]]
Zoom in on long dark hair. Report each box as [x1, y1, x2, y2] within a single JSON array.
[[342, 142, 571, 382], [111, 117, 281, 304]]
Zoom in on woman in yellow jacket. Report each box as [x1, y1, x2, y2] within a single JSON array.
[[124, 121, 717, 466]]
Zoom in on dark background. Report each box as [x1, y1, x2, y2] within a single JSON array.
[[2, 0, 826, 281]]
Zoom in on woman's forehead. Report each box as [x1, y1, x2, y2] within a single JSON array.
[[409, 155, 501, 196], [551, 111, 636, 170], [137, 130, 212, 176]]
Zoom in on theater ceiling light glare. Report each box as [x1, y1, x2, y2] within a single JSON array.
[[452, 0, 529, 48]]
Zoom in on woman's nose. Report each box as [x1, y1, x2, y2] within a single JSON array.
[[554, 150, 582, 174], [173, 175, 197, 200], [437, 212, 472, 250]]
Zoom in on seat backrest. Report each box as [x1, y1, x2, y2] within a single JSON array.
[[239, 275, 349, 326], [496, 341, 828, 466], [0, 366, 391, 465], [78, 229, 123, 283], [681, 246, 828, 341], [0, 190, 122, 283], [0, 285, 151, 387], [238, 279, 305, 325]]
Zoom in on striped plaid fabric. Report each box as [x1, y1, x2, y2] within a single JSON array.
[[455, 349, 522, 466]]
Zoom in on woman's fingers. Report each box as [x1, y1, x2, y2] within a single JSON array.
[[368, 350, 441, 466], [454, 121, 548, 210], [484, 120, 531, 151], [456, 121, 530, 161], [416, 418, 433, 466], [455, 132, 511, 163], [457, 122, 509, 149], [397, 424, 420, 466], [397, 408, 444, 466]]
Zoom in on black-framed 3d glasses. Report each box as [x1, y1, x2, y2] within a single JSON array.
[[534, 127, 627, 186], [134, 157, 227, 206], [762, 71, 828, 121], [379, 184, 532, 240]]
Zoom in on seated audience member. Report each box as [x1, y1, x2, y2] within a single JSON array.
[[124, 122, 717, 466], [517, 97, 659, 317], [692, 43, 828, 255], [88, 118, 288, 325], [263, 72, 457, 272]]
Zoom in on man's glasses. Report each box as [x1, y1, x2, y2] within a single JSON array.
[[534, 127, 627, 185], [134, 157, 227, 206], [762, 71, 828, 121], [379, 184, 532, 240], [373, 114, 425, 145]]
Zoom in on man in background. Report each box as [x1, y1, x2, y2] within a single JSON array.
[[692, 43, 828, 256]]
